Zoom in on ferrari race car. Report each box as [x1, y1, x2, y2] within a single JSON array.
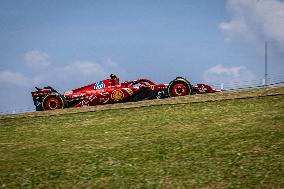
[[31, 76, 220, 111]]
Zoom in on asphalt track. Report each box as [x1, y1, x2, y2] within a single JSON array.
[[1, 86, 284, 120]]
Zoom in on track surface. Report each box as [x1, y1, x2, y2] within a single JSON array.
[[1, 86, 284, 120]]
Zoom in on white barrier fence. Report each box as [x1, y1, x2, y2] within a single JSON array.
[[210, 74, 284, 91]]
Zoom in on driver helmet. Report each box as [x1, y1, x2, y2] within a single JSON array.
[[110, 73, 118, 79]]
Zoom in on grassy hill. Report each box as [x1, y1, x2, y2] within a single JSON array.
[[1, 87, 284, 188]]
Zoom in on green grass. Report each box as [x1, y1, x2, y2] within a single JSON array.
[[1, 95, 284, 188]]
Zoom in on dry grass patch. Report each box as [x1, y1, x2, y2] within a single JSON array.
[[0, 94, 284, 188]]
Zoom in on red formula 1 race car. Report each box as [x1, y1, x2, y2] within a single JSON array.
[[31, 75, 220, 111]]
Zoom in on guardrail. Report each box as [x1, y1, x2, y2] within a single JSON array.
[[210, 73, 284, 91]]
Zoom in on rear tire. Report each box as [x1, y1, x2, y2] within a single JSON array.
[[168, 77, 192, 97], [42, 94, 66, 111]]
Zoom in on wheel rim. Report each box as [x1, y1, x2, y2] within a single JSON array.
[[172, 84, 187, 96], [46, 98, 60, 110]]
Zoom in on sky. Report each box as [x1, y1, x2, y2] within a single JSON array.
[[0, 0, 284, 113]]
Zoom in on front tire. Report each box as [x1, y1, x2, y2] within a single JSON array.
[[168, 77, 192, 97], [42, 94, 66, 111]]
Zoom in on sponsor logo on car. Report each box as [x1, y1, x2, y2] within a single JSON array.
[[94, 81, 105, 90], [64, 90, 73, 95], [100, 97, 110, 104], [35, 101, 41, 107], [125, 88, 134, 95], [111, 90, 124, 101]]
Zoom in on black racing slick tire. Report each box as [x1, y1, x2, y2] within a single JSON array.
[[167, 77, 192, 97], [42, 94, 66, 111]]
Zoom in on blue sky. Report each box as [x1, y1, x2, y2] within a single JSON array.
[[0, 0, 284, 113]]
